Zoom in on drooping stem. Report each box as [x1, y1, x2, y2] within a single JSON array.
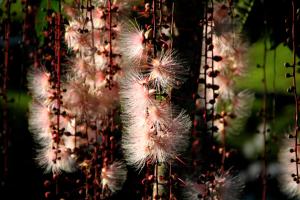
[[152, 162, 168, 199], [291, 0, 299, 187], [261, 20, 268, 200], [108, 0, 113, 88], [209, 0, 215, 138], [2, 0, 11, 180], [54, 0, 62, 195], [203, 0, 208, 131], [220, 116, 226, 173], [152, 0, 157, 58], [88, 0, 95, 65]]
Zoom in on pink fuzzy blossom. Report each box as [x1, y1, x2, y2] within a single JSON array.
[[101, 161, 127, 193], [27, 67, 52, 100], [278, 135, 300, 199], [184, 171, 244, 200], [147, 50, 188, 92], [120, 71, 155, 118], [120, 21, 145, 64], [37, 142, 76, 174], [122, 104, 191, 169]]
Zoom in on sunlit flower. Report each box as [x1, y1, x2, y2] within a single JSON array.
[[122, 104, 191, 169], [101, 161, 127, 193], [28, 101, 53, 142], [37, 142, 76, 174], [65, 20, 81, 50], [278, 135, 300, 199], [184, 171, 244, 200], [147, 50, 188, 92], [27, 67, 52, 100], [120, 70, 154, 118], [120, 21, 145, 64]]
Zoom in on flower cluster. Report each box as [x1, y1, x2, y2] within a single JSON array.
[[278, 133, 300, 198], [198, 2, 253, 139], [28, 0, 131, 194], [184, 171, 244, 200], [119, 12, 191, 170]]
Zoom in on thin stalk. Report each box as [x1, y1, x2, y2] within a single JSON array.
[[203, 0, 208, 131], [272, 49, 276, 127], [108, 0, 113, 87], [220, 119, 226, 173], [54, 0, 62, 195], [2, 0, 11, 179], [169, 162, 172, 200], [152, 162, 168, 199], [291, 0, 299, 186], [210, 0, 215, 138], [152, 0, 157, 57], [89, 0, 96, 65], [170, 1, 174, 50], [261, 24, 268, 200]]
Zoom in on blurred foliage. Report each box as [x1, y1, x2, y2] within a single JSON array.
[[237, 41, 296, 93]]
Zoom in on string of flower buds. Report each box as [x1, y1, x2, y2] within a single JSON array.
[[61, 0, 128, 198], [291, 0, 299, 185], [53, 0, 63, 195], [120, 0, 191, 199], [277, 1, 300, 199], [185, 1, 250, 199]]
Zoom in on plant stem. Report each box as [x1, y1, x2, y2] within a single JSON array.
[[2, 0, 11, 180], [152, 162, 168, 200]]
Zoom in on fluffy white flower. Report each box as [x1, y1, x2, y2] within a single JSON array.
[[278, 135, 300, 199], [65, 20, 82, 50], [120, 71, 154, 118], [120, 21, 145, 64], [101, 161, 127, 193], [36, 142, 76, 174], [184, 171, 244, 200], [122, 104, 191, 169], [27, 67, 52, 100], [28, 101, 53, 142], [147, 50, 188, 92]]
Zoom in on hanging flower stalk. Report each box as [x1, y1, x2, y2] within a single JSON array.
[[1, 0, 12, 181], [204, 1, 253, 168], [186, 1, 249, 199], [28, 3, 79, 198], [28, 0, 132, 198], [278, 0, 300, 198], [120, 0, 191, 198]]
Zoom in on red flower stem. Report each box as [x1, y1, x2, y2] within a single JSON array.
[[291, 0, 299, 191], [210, 0, 215, 138], [108, 0, 113, 88], [152, 0, 157, 58], [54, 0, 62, 195]]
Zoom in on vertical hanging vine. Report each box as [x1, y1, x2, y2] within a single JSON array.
[[119, 0, 191, 199], [184, 1, 251, 199], [278, 0, 300, 199], [1, 0, 11, 182], [260, 19, 268, 200]]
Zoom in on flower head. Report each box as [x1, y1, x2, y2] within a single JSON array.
[[120, 21, 145, 64], [101, 161, 127, 193], [122, 104, 191, 169], [27, 67, 52, 100], [36, 142, 76, 174], [184, 171, 244, 200], [278, 135, 300, 198], [147, 50, 188, 92]]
